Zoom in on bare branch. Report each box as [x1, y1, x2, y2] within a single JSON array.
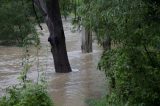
[[32, 0, 43, 30], [33, 0, 47, 16]]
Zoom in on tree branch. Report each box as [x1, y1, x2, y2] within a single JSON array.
[[32, 0, 43, 30], [143, 44, 156, 68], [33, 0, 47, 16]]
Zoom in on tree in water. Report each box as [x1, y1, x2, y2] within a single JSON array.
[[81, 27, 92, 53], [78, 0, 93, 53], [34, 0, 71, 73]]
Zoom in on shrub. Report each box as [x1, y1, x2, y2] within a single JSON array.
[[0, 0, 38, 46], [0, 83, 53, 106]]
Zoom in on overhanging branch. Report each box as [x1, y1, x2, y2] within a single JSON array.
[[32, 0, 43, 30]]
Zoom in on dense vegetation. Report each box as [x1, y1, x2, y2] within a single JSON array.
[[59, 0, 81, 23], [59, 0, 73, 19], [0, 83, 53, 106], [79, 0, 160, 105], [0, 0, 38, 45]]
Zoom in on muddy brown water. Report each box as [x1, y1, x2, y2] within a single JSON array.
[[0, 20, 107, 106]]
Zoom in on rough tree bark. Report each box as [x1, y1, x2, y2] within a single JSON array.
[[34, 0, 71, 73], [81, 27, 92, 53]]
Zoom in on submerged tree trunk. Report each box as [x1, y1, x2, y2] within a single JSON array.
[[102, 36, 111, 50], [81, 27, 92, 53], [34, 0, 71, 73]]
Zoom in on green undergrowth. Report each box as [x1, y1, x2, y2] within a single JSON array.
[[87, 96, 126, 106], [0, 63, 53, 106], [0, 83, 53, 106], [87, 97, 107, 106]]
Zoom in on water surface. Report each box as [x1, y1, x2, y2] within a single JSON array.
[[0, 19, 106, 106]]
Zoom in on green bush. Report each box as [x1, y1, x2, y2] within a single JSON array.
[[0, 83, 53, 106], [0, 0, 38, 46], [0, 63, 53, 106], [79, 0, 160, 105], [87, 96, 126, 106], [87, 97, 108, 106], [99, 48, 160, 105]]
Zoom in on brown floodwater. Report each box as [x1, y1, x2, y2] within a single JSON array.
[[0, 19, 107, 106]]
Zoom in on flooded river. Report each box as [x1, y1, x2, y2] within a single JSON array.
[[0, 19, 106, 106]]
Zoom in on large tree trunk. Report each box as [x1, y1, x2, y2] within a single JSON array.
[[81, 27, 92, 53], [34, 0, 71, 73]]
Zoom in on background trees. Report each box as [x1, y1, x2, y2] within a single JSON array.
[[79, 0, 160, 105], [59, 0, 72, 19], [0, 0, 38, 45]]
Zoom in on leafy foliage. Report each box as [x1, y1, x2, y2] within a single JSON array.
[[0, 62, 53, 106], [0, 0, 38, 45], [59, 0, 73, 19], [80, 0, 160, 105], [59, 0, 82, 23], [87, 97, 108, 106], [0, 83, 53, 106], [87, 97, 126, 106]]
